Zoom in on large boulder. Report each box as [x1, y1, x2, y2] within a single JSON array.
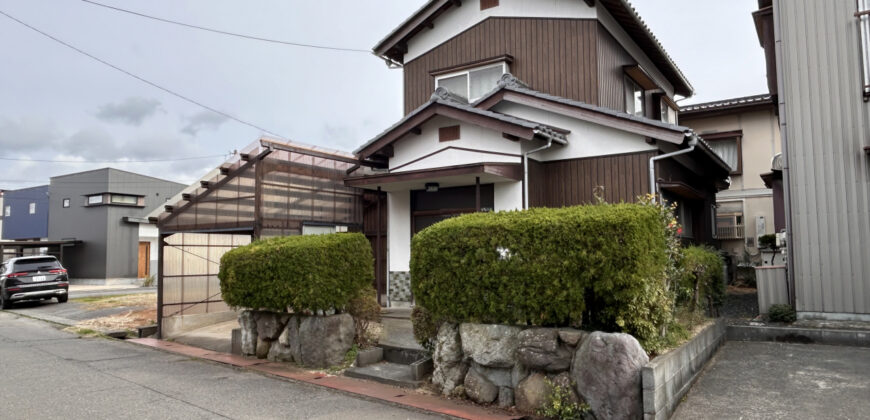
[[471, 363, 512, 388], [558, 328, 588, 348], [255, 311, 290, 341], [238, 310, 258, 356], [572, 332, 649, 420], [515, 372, 550, 414], [516, 328, 574, 372], [550, 371, 581, 405], [459, 324, 523, 368], [255, 337, 272, 359], [296, 313, 355, 368], [432, 323, 467, 395], [464, 368, 498, 404]]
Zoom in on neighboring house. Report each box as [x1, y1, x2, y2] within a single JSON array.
[[0, 189, 4, 239], [48, 168, 185, 281], [1, 185, 49, 241], [680, 94, 782, 262], [754, 0, 870, 319], [346, 0, 732, 306]]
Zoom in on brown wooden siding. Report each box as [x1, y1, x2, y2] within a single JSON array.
[[597, 23, 636, 112], [655, 158, 718, 245], [404, 18, 600, 114], [528, 151, 655, 208]]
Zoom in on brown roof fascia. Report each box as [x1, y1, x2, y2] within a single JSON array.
[[344, 162, 522, 187], [482, 90, 685, 144], [680, 101, 774, 119], [624, 65, 658, 90], [357, 103, 536, 160]]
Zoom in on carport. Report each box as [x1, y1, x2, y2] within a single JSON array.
[[153, 138, 387, 338], [0, 239, 82, 266]]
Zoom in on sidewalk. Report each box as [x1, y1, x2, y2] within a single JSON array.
[[129, 337, 519, 420]]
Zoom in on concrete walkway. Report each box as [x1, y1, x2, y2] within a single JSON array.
[[672, 341, 870, 419], [0, 311, 445, 420]]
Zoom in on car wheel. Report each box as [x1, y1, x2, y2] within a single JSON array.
[[57, 295, 68, 304], [0, 295, 11, 309]]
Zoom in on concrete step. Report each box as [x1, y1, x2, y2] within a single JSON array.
[[344, 361, 427, 389]]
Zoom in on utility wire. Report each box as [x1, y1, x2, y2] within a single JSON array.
[[0, 9, 287, 139], [80, 0, 371, 53], [0, 154, 228, 164]]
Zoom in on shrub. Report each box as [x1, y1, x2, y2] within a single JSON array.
[[678, 246, 725, 313], [537, 378, 590, 420], [347, 288, 382, 348], [411, 306, 439, 353], [758, 234, 777, 249], [768, 304, 797, 323], [218, 233, 373, 312], [410, 203, 672, 345]]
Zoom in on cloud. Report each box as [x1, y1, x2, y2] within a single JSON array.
[[96, 97, 162, 126], [0, 116, 62, 153], [181, 111, 228, 135]]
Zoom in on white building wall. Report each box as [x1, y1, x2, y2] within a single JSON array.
[[493, 102, 656, 161], [494, 181, 523, 211], [387, 190, 411, 273], [405, 0, 597, 63], [390, 116, 523, 171]]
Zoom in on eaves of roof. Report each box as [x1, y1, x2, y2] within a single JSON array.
[[679, 94, 774, 117]]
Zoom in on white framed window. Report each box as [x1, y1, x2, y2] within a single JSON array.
[[707, 138, 741, 174], [87, 194, 103, 205], [62, 198, 70, 208], [435, 62, 507, 102], [625, 76, 644, 116], [28, 202, 36, 214], [660, 98, 677, 124], [4, 205, 10, 217], [110, 194, 139, 205]]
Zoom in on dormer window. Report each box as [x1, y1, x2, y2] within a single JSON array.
[[625, 76, 644, 117], [435, 62, 507, 102]]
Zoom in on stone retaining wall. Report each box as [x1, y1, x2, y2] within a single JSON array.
[[432, 323, 649, 419], [642, 319, 726, 420], [238, 310, 354, 369]]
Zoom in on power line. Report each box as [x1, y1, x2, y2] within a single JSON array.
[[80, 0, 371, 54], [0, 154, 228, 164], [0, 9, 287, 139]]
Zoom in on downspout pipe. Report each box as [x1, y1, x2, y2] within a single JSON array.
[[648, 134, 698, 200], [524, 129, 567, 209]]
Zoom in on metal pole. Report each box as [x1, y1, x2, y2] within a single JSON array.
[[475, 177, 481, 211], [156, 232, 165, 339], [376, 187, 383, 306]]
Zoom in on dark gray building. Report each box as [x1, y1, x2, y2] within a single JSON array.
[[48, 168, 184, 280]]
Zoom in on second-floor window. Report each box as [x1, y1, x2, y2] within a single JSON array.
[[435, 62, 507, 102], [707, 137, 742, 175], [28, 203, 36, 214], [110, 194, 139, 205], [625, 76, 644, 117], [87, 195, 103, 205], [660, 98, 677, 124], [4, 205, 9, 217]]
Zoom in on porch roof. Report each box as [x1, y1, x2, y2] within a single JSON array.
[[353, 87, 567, 161], [344, 162, 522, 192]]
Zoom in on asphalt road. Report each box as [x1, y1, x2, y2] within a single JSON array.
[[0, 312, 443, 420], [672, 341, 870, 419]]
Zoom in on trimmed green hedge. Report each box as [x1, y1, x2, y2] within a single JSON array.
[[410, 204, 672, 344], [218, 233, 373, 312], [678, 246, 725, 312]]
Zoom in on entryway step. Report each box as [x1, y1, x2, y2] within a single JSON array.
[[344, 361, 427, 389]]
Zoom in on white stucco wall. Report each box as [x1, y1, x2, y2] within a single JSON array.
[[494, 181, 523, 211], [405, 0, 597, 63], [138, 223, 158, 277], [387, 190, 411, 272], [493, 102, 655, 161], [390, 116, 523, 171]]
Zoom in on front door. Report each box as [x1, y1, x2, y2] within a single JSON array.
[[137, 242, 150, 278]]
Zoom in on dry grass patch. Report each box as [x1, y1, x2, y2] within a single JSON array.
[[72, 293, 156, 309]]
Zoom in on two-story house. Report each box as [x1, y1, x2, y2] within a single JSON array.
[[680, 94, 782, 263], [345, 0, 732, 306]]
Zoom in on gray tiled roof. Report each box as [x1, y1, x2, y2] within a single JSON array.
[[353, 87, 567, 155], [474, 74, 692, 133], [679, 94, 773, 114]]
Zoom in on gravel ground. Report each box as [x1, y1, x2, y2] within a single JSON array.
[[720, 286, 759, 323]]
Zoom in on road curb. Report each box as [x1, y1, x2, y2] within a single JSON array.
[[127, 338, 519, 420], [726, 324, 870, 347], [5, 309, 77, 327]]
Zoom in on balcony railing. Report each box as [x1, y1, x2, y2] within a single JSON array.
[[717, 225, 745, 240]]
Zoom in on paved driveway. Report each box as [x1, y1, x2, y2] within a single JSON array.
[[673, 341, 870, 419]]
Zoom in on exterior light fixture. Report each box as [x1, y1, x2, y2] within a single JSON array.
[[425, 182, 439, 192]]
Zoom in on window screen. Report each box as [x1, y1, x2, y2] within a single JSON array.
[[708, 139, 739, 172]]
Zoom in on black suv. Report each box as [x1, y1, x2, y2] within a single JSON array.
[[0, 256, 69, 309]]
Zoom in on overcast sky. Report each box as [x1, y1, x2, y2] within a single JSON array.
[[0, 0, 766, 189]]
